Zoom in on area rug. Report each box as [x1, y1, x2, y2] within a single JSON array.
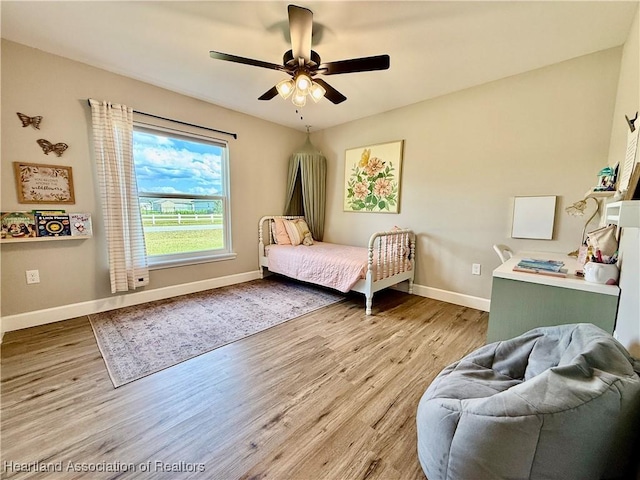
[[89, 278, 344, 387]]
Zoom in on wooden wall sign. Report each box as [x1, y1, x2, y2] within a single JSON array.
[[13, 162, 75, 204]]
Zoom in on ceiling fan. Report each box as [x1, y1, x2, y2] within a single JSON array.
[[209, 4, 390, 106]]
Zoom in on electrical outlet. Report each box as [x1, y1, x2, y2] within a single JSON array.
[[472, 263, 481, 276], [26, 270, 40, 284]]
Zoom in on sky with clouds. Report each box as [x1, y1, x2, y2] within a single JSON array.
[[133, 130, 224, 196]]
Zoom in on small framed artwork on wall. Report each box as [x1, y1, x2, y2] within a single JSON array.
[[13, 162, 75, 204], [344, 140, 404, 213], [511, 195, 556, 240]]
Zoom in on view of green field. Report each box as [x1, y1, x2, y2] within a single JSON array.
[[141, 214, 224, 255], [144, 229, 224, 255]]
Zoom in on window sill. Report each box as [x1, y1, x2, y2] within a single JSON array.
[[148, 252, 237, 270]]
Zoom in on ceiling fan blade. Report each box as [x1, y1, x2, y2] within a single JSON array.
[[258, 86, 279, 101], [313, 78, 346, 104], [320, 55, 390, 75], [209, 51, 284, 71], [288, 5, 313, 62]]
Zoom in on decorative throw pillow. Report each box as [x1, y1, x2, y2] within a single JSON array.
[[271, 218, 291, 245], [284, 219, 314, 246]]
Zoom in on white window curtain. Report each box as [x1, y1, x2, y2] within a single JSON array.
[[89, 99, 149, 293]]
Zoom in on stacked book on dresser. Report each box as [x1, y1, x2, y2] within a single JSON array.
[[513, 258, 568, 278]]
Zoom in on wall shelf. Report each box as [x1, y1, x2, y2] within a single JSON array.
[[2, 212, 93, 244], [585, 190, 616, 199], [1, 235, 91, 244], [605, 201, 640, 228]]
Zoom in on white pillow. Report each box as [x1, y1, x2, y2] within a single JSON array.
[[284, 219, 314, 246]]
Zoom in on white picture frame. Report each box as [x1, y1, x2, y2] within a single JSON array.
[[511, 195, 556, 240]]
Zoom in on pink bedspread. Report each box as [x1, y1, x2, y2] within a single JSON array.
[[265, 242, 368, 293]]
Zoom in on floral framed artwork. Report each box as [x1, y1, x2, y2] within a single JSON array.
[[13, 162, 75, 204], [344, 140, 404, 213]]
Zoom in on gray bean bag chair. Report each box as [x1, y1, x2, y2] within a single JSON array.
[[416, 323, 640, 480]]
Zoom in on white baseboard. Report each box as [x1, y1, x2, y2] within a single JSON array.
[[394, 282, 490, 312], [1, 274, 489, 340], [0, 270, 262, 335]]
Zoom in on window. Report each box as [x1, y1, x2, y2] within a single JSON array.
[[132, 125, 233, 268]]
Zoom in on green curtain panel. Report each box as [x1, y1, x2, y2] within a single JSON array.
[[284, 137, 326, 241]]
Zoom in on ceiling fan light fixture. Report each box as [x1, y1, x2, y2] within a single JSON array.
[[292, 89, 307, 107], [276, 78, 295, 99], [309, 81, 326, 102], [211, 6, 389, 107], [295, 72, 312, 94]]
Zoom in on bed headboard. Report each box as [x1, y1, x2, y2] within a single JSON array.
[[258, 215, 305, 256]]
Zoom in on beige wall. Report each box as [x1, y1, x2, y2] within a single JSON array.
[[607, 8, 640, 170], [0, 39, 628, 327], [606, 7, 640, 356], [1, 40, 304, 318], [312, 48, 622, 301]]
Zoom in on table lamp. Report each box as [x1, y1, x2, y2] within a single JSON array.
[[565, 196, 599, 256]]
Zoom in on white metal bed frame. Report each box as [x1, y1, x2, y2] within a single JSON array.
[[258, 216, 416, 315]]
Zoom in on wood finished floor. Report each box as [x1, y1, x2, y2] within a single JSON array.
[[1, 288, 488, 480]]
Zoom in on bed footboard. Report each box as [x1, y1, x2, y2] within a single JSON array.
[[361, 229, 416, 314]]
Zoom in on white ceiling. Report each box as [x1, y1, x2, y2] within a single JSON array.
[[2, 1, 637, 132]]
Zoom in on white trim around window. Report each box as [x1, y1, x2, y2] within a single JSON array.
[[133, 123, 234, 269]]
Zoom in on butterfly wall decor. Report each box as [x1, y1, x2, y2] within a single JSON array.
[[17, 112, 43, 130], [37, 139, 68, 157]]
